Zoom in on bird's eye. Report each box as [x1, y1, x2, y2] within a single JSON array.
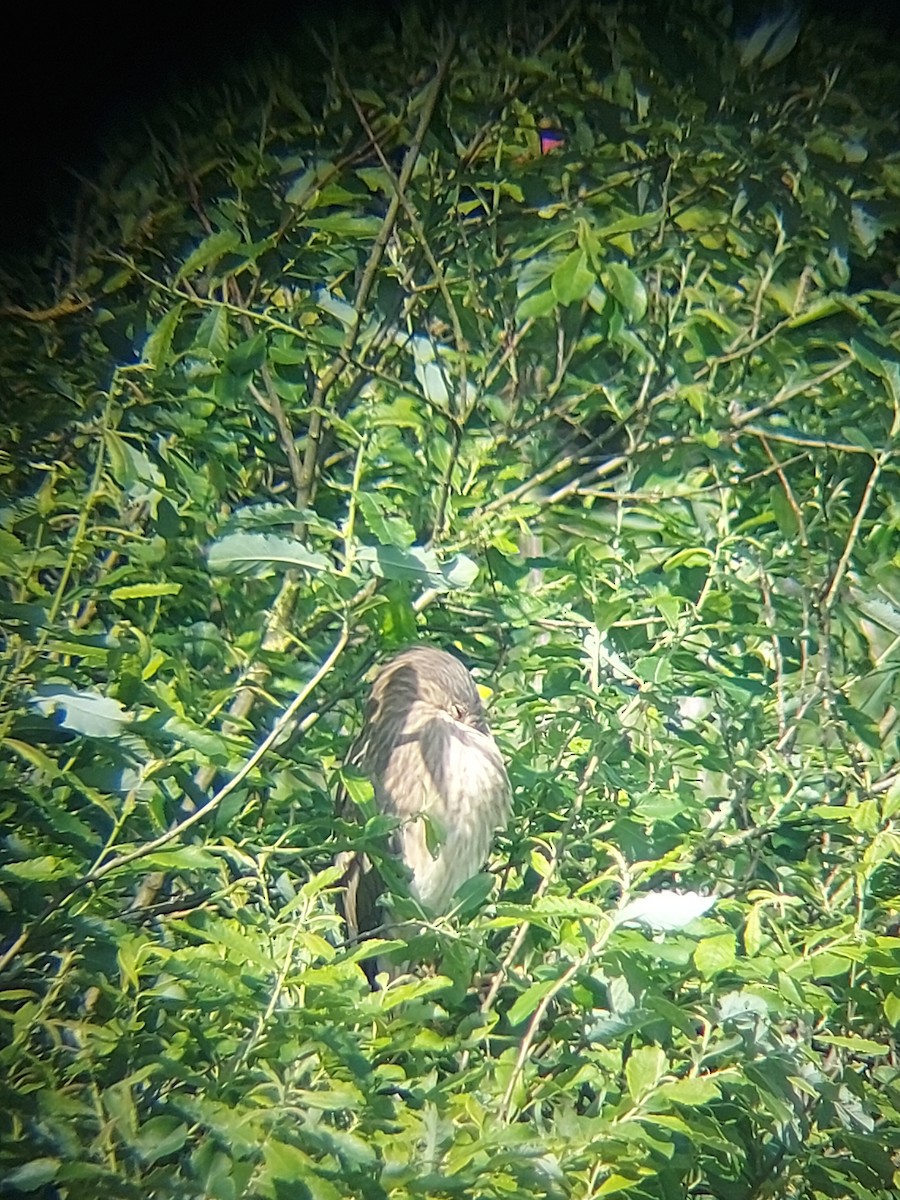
[[450, 702, 467, 721]]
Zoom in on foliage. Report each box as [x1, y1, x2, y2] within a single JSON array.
[[3, 1, 900, 1196]]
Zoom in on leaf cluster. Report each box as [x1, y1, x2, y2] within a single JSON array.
[[3, 2, 900, 1197]]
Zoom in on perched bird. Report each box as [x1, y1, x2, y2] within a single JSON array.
[[337, 646, 511, 978]]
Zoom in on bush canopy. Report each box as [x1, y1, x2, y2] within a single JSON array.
[[2, 2, 900, 1197]]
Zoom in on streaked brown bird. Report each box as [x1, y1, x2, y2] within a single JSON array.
[[337, 646, 511, 977]]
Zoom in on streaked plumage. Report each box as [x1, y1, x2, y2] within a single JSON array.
[[337, 646, 511, 970]]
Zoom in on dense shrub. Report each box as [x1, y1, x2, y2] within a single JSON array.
[[2, 3, 900, 1196]]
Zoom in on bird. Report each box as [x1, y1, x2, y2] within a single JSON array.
[[336, 645, 511, 980]]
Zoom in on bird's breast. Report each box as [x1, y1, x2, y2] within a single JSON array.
[[377, 710, 510, 913]]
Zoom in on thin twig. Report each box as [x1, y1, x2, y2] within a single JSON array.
[[298, 35, 457, 517], [0, 624, 350, 976], [479, 752, 599, 1040], [732, 358, 853, 428], [821, 451, 888, 611]]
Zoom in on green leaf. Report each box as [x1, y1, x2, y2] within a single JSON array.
[[354, 544, 475, 590], [663, 547, 713, 571], [263, 1140, 341, 1197], [176, 230, 242, 280], [138, 847, 221, 872], [285, 159, 336, 205], [517, 288, 559, 319], [884, 992, 900, 1027], [104, 432, 166, 506], [3, 738, 63, 777], [305, 212, 382, 236], [195, 305, 232, 357], [657, 1076, 721, 1106], [439, 554, 479, 588], [142, 303, 185, 369], [207, 532, 332, 575], [110, 582, 183, 601], [133, 1117, 188, 1164], [552, 250, 596, 305], [815, 1035, 888, 1055], [173, 913, 278, 970], [592, 210, 664, 238], [596, 1174, 641, 1195], [29, 685, 131, 738], [1, 1159, 61, 1190], [507, 978, 558, 1026], [376, 974, 453, 1010], [736, 8, 799, 69], [356, 492, 417, 548], [625, 1045, 668, 1100], [1, 855, 79, 881], [224, 332, 267, 374], [604, 262, 647, 322], [693, 933, 737, 978]]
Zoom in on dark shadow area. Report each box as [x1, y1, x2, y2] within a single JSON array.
[[2, 0, 897, 257], [0, 0, 405, 257]]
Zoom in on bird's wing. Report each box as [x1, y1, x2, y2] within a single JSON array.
[[335, 846, 383, 942]]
